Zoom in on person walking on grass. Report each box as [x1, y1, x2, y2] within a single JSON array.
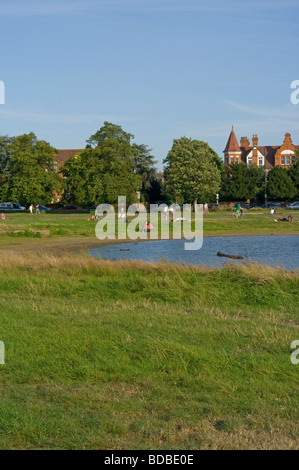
[[29, 204, 33, 215], [36, 204, 41, 215]]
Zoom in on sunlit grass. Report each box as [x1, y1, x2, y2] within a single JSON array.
[[0, 253, 298, 449]]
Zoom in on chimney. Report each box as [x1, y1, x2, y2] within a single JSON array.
[[283, 132, 292, 145], [252, 134, 258, 147], [240, 136, 250, 148]]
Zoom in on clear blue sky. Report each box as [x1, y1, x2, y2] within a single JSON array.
[[0, 0, 299, 169]]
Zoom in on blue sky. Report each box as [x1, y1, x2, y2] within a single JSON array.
[[0, 0, 299, 169]]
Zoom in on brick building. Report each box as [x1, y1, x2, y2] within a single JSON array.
[[224, 127, 298, 171]]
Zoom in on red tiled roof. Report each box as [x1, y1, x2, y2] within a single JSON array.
[[224, 127, 241, 152], [55, 149, 84, 163]]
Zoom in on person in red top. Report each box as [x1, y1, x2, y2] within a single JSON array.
[[142, 221, 153, 232]]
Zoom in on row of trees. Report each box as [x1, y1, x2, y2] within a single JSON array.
[[0, 123, 159, 207], [0, 122, 299, 207], [220, 160, 299, 202]]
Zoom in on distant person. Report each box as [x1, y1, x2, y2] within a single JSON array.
[[118, 207, 125, 219], [36, 204, 41, 215], [146, 222, 153, 232], [270, 208, 275, 215], [204, 203, 209, 214], [142, 221, 153, 232], [1, 213, 5, 220], [235, 203, 241, 217], [29, 204, 33, 215], [275, 215, 293, 223]]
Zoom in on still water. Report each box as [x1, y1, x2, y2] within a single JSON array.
[[88, 235, 299, 270]]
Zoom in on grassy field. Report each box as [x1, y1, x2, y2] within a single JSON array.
[[0, 208, 298, 253], [0, 253, 298, 449]]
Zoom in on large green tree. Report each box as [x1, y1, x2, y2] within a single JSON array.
[[220, 163, 264, 202], [267, 166, 297, 201], [163, 138, 221, 207], [3, 133, 63, 206], [63, 123, 141, 207]]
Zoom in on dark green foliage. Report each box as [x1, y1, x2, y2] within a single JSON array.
[[289, 150, 299, 198], [267, 166, 297, 201], [0, 135, 15, 178], [220, 163, 264, 201]]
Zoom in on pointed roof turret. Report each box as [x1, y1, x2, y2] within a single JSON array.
[[224, 126, 241, 152]]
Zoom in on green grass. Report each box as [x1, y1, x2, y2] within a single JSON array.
[[0, 253, 298, 449], [0, 209, 298, 250]]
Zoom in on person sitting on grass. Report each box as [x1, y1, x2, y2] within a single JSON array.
[[1, 213, 5, 220], [275, 215, 293, 223], [142, 221, 153, 232]]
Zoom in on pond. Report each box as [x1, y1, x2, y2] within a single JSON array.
[[88, 235, 299, 270]]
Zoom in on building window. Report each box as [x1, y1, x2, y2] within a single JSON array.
[[281, 156, 285, 165], [230, 156, 234, 165], [285, 156, 291, 165], [258, 156, 264, 167], [236, 156, 239, 163], [247, 156, 253, 165]]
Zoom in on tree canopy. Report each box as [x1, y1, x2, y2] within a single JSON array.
[[290, 150, 299, 198], [163, 138, 221, 206], [267, 166, 297, 201], [220, 163, 264, 202], [132, 143, 158, 200], [63, 123, 141, 207], [0, 135, 15, 179], [2, 133, 63, 206]]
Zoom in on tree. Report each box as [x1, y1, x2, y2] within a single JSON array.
[[86, 121, 134, 148], [267, 166, 297, 201], [4, 133, 63, 206], [220, 163, 264, 201], [290, 150, 299, 198], [63, 123, 141, 207], [163, 138, 221, 208], [0, 135, 15, 178], [132, 143, 158, 201]]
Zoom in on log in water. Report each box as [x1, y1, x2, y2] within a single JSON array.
[[217, 251, 243, 260]]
